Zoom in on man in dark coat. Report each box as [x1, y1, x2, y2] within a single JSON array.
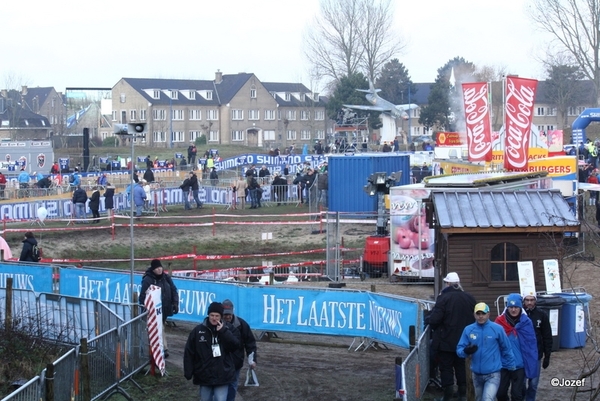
[[139, 259, 179, 355], [272, 172, 288, 206], [88, 186, 101, 223], [428, 272, 476, 401], [19, 231, 39, 262], [143, 167, 155, 183], [103, 183, 115, 211], [523, 294, 553, 401], [222, 299, 257, 401], [189, 171, 202, 209], [184, 302, 240, 401]]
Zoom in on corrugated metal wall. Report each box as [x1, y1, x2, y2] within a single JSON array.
[[328, 153, 410, 212]]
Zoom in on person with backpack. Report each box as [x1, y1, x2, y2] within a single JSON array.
[[19, 231, 40, 262]]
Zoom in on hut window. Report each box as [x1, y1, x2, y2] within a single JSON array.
[[490, 242, 520, 281]]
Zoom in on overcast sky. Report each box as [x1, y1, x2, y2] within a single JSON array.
[[3, 0, 549, 94]]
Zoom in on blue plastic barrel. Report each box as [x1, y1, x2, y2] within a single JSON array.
[[557, 292, 592, 348]]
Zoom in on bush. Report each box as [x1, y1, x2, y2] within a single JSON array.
[[195, 135, 207, 146], [102, 136, 119, 147]]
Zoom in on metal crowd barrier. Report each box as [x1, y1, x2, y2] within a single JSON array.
[[399, 325, 431, 401]]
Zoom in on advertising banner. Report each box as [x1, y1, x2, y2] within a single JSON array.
[[389, 188, 434, 279], [504, 76, 538, 170], [462, 82, 492, 162]]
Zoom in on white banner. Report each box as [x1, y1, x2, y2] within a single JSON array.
[[517, 261, 536, 297], [543, 259, 562, 293]]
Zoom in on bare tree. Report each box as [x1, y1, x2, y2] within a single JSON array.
[[528, 0, 600, 106], [304, 0, 404, 89]]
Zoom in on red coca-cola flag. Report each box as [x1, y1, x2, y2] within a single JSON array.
[[462, 82, 492, 162], [504, 76, 538, 170]]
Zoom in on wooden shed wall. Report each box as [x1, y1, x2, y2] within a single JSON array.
[[442, 232, 563, 319]]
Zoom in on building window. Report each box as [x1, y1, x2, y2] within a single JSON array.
[[209, 130, 219, 142], [153, 131, 166, 143], [285, 93, 291, 101], [536, 107, 545, 116], [278, 110, 282, 120], [232, 130, 244, 141], [250, 86, 257, 99], [207, 109, 219, 120], [190, 130, 201, 141], [300, 110, 309, 120], [153, 90, 160, 99], [172, 131, 184, 142], [301, 130, 311, 140], [206, 91, 213, 100], [547, 107, 556, 116], [287, 130, 297, 140], [249, 110, 260, 120], [120, 94, 126, 103], [263, 130, 275, 141], [153, 109, 167, 120], [314, 110, 324, 120], [287, 110, 296, 120], [316, 130, 325, 139], [189, 91, 196, 100], [140, 109, 147, 121], [130, 110, 137, 121], [491, 242, 520, 281], [271, 92, 276, 99], [264, 110, 275, 120], [232, 109, 244, 120], [170, 90, 178, 99], [172, 109, 184, 121], [190, 109, 201, 120], [112, 111, 117, 121]]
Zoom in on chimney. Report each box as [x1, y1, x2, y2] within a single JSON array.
[[1, 89, 7, 98], [21, 85, 28, 96], [215, 70, 223, 84]]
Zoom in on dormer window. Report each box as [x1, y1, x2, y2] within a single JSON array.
[[313, 93, 319, 101], [271, 92, 276, 99], [285, 93, 290, 101], [153, 90, 160, 99], [189, 91, 196, 100], [300, 93, 305, 101], [170, 90, 178, 100], [206, 91, 213, 100]]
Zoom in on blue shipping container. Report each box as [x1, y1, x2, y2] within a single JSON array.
[[328, 153, 411, 212]]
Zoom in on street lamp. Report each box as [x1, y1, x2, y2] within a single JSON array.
[[115, 122, 147, 301]]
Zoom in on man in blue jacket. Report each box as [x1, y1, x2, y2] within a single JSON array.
[[133, 181, 146, 217], [457, 303, 516, 401], [494, 294, 539, 401]]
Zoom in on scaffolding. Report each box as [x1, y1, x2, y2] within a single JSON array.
[[331, 112, 370, 153]]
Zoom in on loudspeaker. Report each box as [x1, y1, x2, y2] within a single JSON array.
[[127, 123, 147, 134], [113, 124, 128, 134], [83, 128, 90, 172]]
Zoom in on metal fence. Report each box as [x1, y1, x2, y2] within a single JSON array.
[[399, 325, 432, 401], [0, 289, 149, 401]]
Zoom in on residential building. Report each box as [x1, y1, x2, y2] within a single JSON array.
[[110, 72, 329, 149], [0, 89, 52, 140]]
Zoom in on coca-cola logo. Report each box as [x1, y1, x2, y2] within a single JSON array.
[[462, 83, 491, 161], [505, 77, 536, 169]]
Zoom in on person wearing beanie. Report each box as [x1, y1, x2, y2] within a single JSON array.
[[139, 259, 179, 355], [427, 272, 476, 401], [457, 303, 516, 401], [19, 231, 39, 262], [184, 302, 240, 401], [221, 299, 257, 401], [494, 294, 539, 401], [522, 294, 552, 401]]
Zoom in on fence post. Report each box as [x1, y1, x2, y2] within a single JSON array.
[[45, 363, 54, 401], [80, 338, 91, 401], [5, 277, 12, 330], [409, 325, 416, 351]]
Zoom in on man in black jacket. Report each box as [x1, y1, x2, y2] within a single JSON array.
[[222, 299, 257, 401], [189, 171, 202, 209], [428, 272, 476, 401], [523, 294, 553, 401], [184, 302, 240, 401]]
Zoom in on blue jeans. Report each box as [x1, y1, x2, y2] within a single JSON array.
[[200, 384, 228, 401], [75, 203, 86, 221], [192, 189, 202, 207], [226, 369, 241, 401], [472, 371, 500, 401], [249, 188, 258, 207], [135, 204, 143, 217], [524, 360, 542, 401], [183, 190, 191, 210]]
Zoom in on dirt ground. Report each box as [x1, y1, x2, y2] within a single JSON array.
[[8, 213, 600, 400]]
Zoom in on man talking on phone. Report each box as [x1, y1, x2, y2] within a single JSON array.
[[184, 302, 240, 401]]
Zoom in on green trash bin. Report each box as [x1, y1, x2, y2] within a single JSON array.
[[535, 294, 565, 352], [557, 292, 592, 349]]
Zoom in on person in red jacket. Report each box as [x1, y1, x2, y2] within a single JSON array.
[[587, 169, 599, 205], [0, 171, 6, 198]]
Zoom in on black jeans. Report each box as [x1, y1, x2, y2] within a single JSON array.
[[497, 367, 525, 401], [436, 350, 466, 388]]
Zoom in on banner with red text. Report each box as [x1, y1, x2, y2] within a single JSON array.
[[504, 76, 538, 170], [462, 82, 493, 162]]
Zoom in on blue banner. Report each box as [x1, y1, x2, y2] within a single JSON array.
[[53, 267, 418, 348], [0, 263, 54, 292]]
